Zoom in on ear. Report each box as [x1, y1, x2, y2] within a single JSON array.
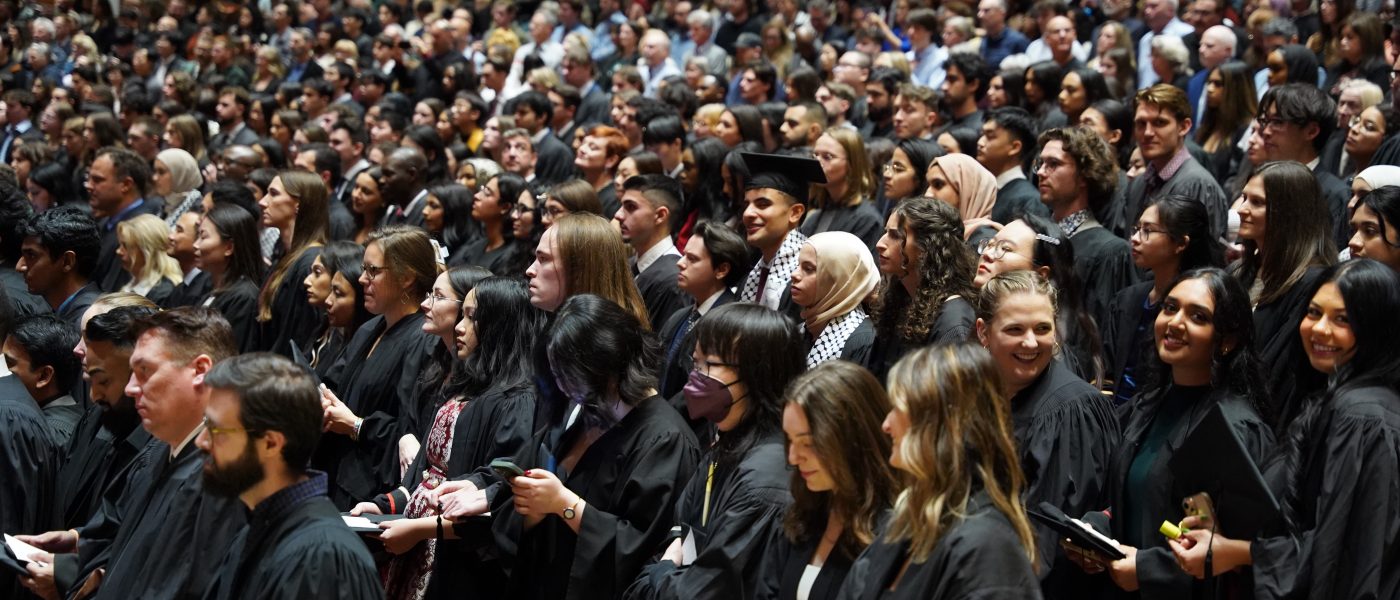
[[975, 317, 989, 347], [788, 201, 806, 227], [1035, 265, 1051, 279], [1107, 128, 1123, 145], [35, 364, 54, 390], [1175, 233, 1190, 255], [258, 429, 288, 462], [606, 155, 621, 171], [190, 353, 215, 385], [654, 204, 670, 227], [60, 250, 78, 273], [1302, 121, 1321, 142], [713, 261, 731, 283], [1180, 117, 1193, 136], [1007, 137, 1023, 159]]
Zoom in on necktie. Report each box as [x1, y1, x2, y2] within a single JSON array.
[[755, 266, 771, 304], [631, 260, 641, 278], [661, 309, 701, 392]]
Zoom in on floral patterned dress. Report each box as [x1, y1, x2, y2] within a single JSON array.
[[383, 399, 467, 600]]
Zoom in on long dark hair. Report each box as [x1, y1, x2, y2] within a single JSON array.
[[540, 294, 660, 430], [1231, 161, 1337, 306], [686, 137, 731, 224], [1088, 99, 1134, 168], [318, 240, 371, 332], [995, 67, 1028, 109], [871, 198, 975, 342], [421, 266, 492, 406], [1064, 67, 1111, 119], [447, 276, 545, 398], [490, 172, 527, 243], [891, 138, 945, 201], [1143, 195, 1226, 275], [1021, 214, 1104, 383], [405, 124, 449, 184], [428, 183, 478, 250], [1196, 62, 1258, 153], [725, 105, 767, 146], [203, 203, 265, 290], [1359, 185, 1400, 249], [1270, 259, 1400, 528], [693, 303, 807, 469]]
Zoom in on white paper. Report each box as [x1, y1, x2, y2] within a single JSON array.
[[5, 534, 41, 562], [681, 529, 697, 565], [341, 516, 377, 529]]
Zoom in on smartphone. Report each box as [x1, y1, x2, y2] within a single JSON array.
[[1181, 492, 1217, 529], [490, 458, 526, 481]]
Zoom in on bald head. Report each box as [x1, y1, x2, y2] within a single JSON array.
[[1198, 25, 1236, 70], [381, 147, 428, 202]]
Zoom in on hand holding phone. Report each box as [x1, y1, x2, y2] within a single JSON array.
[[490, 458, 526, 481]]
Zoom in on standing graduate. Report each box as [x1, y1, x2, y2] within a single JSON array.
[[301, 242, 369, 386], [199, 354, 382, 600], [1171, 260, 1400, 599], [1065, 268, 1273, 599], [754, 361, 898, 600], [868, 198, 978, 378], [789, 232, 880, 369], [617, 174, 691, 332], [737, 153, 824, 320], [194, 204, 265, 353], [317, 226, 437, 510], [800, 130, 883, 249], [626, 303, 805, 599], [975, 271, 1119, 596], [839, 343, 1041, 599], [256, 170, 328, 356], [487, 295, 701, 600]]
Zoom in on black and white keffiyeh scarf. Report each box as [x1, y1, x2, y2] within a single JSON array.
[[740, 230, 807, 310], [805, 308, 867, 369]]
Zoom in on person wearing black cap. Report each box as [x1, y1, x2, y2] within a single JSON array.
[[738, 152, 825, 320]]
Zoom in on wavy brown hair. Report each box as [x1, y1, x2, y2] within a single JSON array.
[[552, 213, 650, 329], [782, 361, 899, 558], [1230, 161, 1337, 307], [257, 170, 328, 321], [871, 198, 976, 343], [885, 342, 1037, 566], [1036, 126, 1119, 216]]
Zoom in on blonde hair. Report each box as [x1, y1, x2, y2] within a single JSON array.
[[695, 103, 726, 133], [92, 291, 159, 312], [257, 46, 286, 79], [876, 51, 912, 79], [527, 66, 562, 91], [117, 215, 183, 291], [811, 128, 873, 209], [885, 343, 1037, 566]]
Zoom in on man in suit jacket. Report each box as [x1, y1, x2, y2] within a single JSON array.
[[979, 107, 1051, 225], [562, 47, 612, 128], [0, 90, 47, 164], [512, 91, 577, 186], [84, 148, 164, 292], [616, 175, 691, 332], [206, 87, 259, 158], [380, 147, 430, 228], [657, 221, 749, 404]]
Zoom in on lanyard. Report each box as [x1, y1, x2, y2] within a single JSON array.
[[701, 461, 716, 527]]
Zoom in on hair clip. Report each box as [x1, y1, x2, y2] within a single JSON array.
[[1035, 233, 1062, 246], [429, 239, 448, 266]]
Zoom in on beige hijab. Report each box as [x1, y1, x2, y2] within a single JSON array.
[[800, 231, 880, 332], [930, 153, 999, 239]]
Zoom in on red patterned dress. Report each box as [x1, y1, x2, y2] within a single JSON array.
[[383, 399, 468, 600]]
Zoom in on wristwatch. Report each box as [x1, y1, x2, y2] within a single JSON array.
[[563, 497, 582, 520]]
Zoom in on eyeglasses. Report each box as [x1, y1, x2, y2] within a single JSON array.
[[509, 204, 536, 217], [203, 416, 245, 437], [976, 238, 1022, 261], [361, 263, 386, 279], [1131, 224, 1171, 239], [883, 162, 909, 174], [1255, 116, 1302, 132], [424, 291, 463, 307]]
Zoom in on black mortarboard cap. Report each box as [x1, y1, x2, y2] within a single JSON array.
[[1168, 403, 1282, 539], [741, 152, 827, 205]]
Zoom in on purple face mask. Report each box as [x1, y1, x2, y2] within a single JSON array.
[[683, 368, 742, 423]]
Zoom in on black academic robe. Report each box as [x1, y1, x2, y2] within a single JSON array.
[[838, 490, 1042, 599], [658, 292, 739, 400], [0, 375, 57, 559], [1099, 387, 1272, 600], [53, 404, 150, 530], [1070, 224, 1136, 335], [1010, 359, 1120, 596], [626, 435, 792, 599], [40, 399, 84, 447], [257, 251, 322, 357], [993, 178, 1051, 225], [752, 516, 858, 600], [867, 296, 975, 380], [635, 255, 690, 333], [1253, 385, 1400, 600], [1249, 266, 1326, 432], [451, 237, 518, 275], [497, 396, 701, 600], [599, 183, 620, 220], [1313, 168, 1353, 252], [55, 285, 101, 331], [316, 313, 435, 509], [798, 201, 884, 251], [94, 200, 165, 292], [535, 133, 578, 186], [71, 438, 247, 600], [159, 271, 213, 308], [0, 266, 50, 318], [806, 317, 874, 369], [204, 278, 262, 354], [202, 479, 382, 600], [1103, 281, 1156, 401]]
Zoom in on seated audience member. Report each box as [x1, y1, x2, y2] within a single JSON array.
[[18, 206, 102, 327], [839, 343, 1040, 597], [1254, 84, 1352, 248], [978, 107, 1051, 225], [257, 170, 329, 356], [790, 232, 880, 369], [195, 203, 266, 353], [161, 202, 212, 309], [617, 174, 690, 331], [198, 353, 382, 599], [755, 361, 898, 600], [1348, 183, 1400, 272], [455, 172, 526, 273], [738, 153, 826, 318], [4, 314, 82, 445], [115, 214, 183, 306], [801, 130, 883, 249]]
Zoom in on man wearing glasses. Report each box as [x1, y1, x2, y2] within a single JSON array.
[[1256, 83, 1351, 248], [1123, 84, 1229, 241]]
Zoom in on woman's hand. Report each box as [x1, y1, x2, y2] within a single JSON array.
[[427, 479, 477, 506], [398, 435, 420, 478], [661, 537, 685, 565], [378, 517, 432, 555], [1108, 545, 1139, 591], [350, 502, 382, 516], [1061, 539, 1110, 574], [1169, 529, 1252, 578], [510, 469, 578, 520], [439, 487, 489, 520], [321, 386, 359, 436]]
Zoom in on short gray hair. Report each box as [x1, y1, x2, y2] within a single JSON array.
[[687, 9, 714, 28], [1151, 35, 1190, 74]]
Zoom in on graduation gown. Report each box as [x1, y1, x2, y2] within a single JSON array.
[[993, 178, 1051, 225], [1252, 385, 1400, 600], [203, 278, 262, 354], [53, 404, 150, 530], [315, 312, 435, 509], [867, 296, 975, 380], [837, 490, 1042, 599], [71, 437, 247, 600], [0, 377, 57, 594], [1010, 359, 1120, 596], [257, 251, 322, 357], [626, 434, 792, 600], [752, 515, 858, 600], [635, 255, 690, 333], [1250, 266, 1326, 432], [0, 266, 51, 318], [201, 473, 382, 600], [1100, 386, 1272, 600], [159, 271, 212, 308], [497, 396, 701, 600], [1068, 223, 1136, 333], [56, 285, 101, 331], [450, 237, 518, 275], [1103, 281, 1156, 404], [799, 201, 884, 251]]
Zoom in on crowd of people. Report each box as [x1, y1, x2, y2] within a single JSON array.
[[0, 0, 1397, 598]]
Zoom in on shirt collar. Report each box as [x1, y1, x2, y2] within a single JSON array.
[[1058, 209, 1092, 237], [667, 162, 684, 179], [697, 290, 725, 315], [251, 470, 328, 521], [1146, 144, 1191, 182], [105, 198, 147, 231], [531, 128, 552, 145], [995, 166, 1026, 189], [183, 267, 203, 285], [169, 421, 204, 459], [1306, 157, 1321, 171], [12, 120, 32, 134], [636, 236, 679, 274]]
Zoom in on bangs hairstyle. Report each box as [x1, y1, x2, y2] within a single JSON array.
[[872, 198, 976, 342], [131, 306, 236, 364], [1231, 161, 1337, 306], [257, 170, 329, 321], [885, 342, 1036, 566], [551, 213, 650, 329], [543, 294, 659, 429], [366, 225, 439, 300], [204, 353, 324, 472], [693, 303, 807, 469], [782, 361, 898, 558]]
